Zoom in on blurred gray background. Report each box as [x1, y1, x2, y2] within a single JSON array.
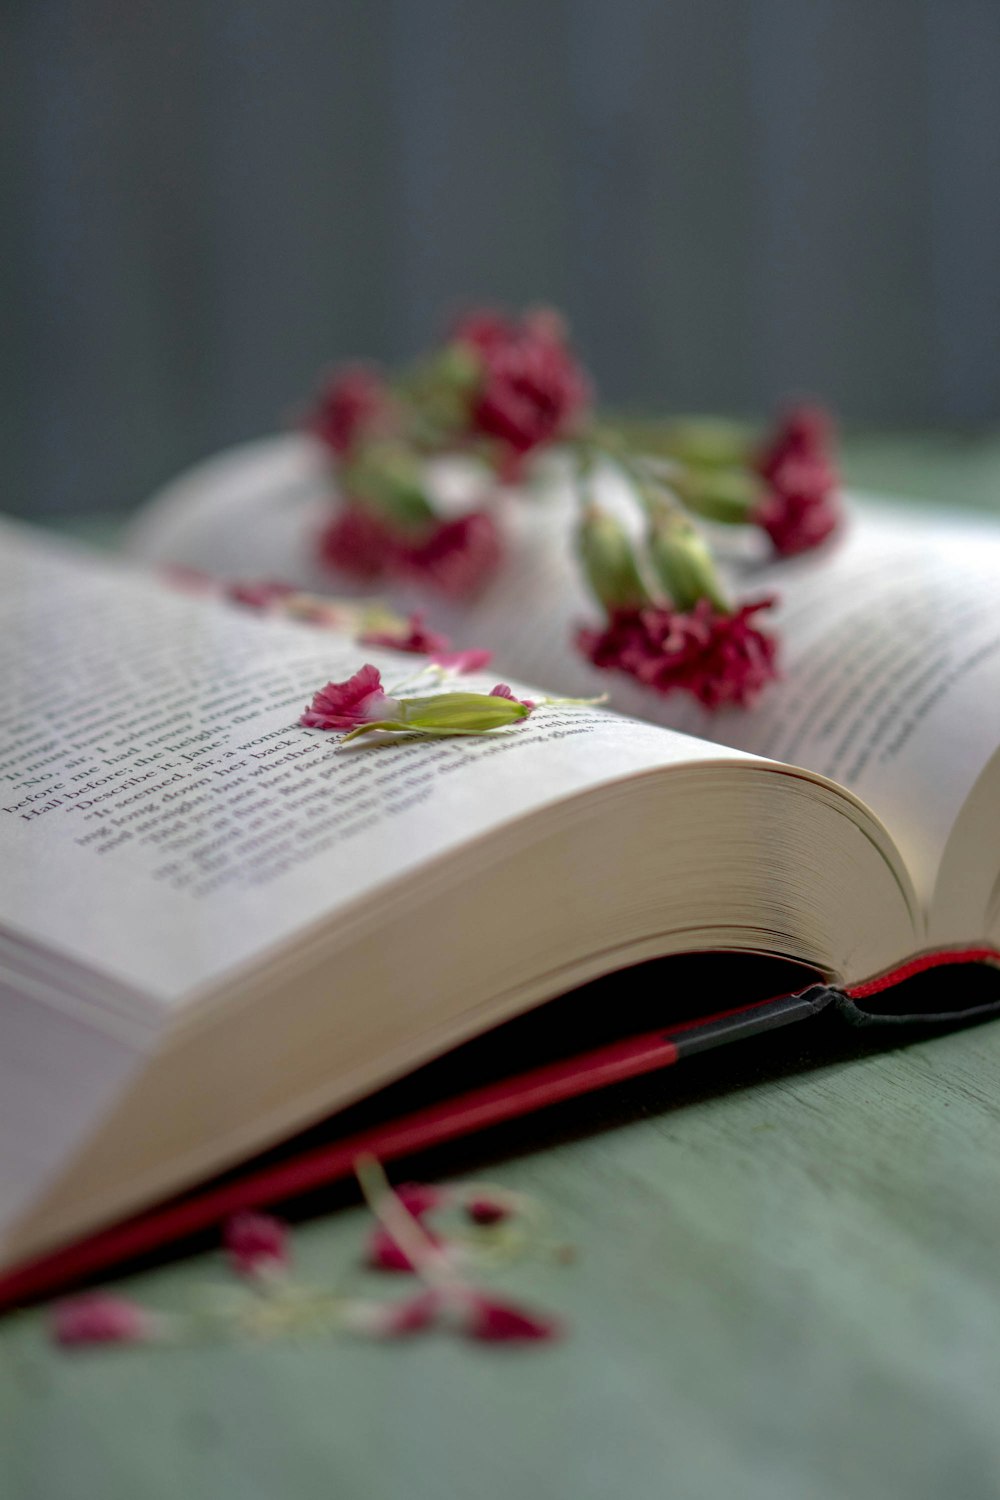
[[3, 0, 1000, 519]]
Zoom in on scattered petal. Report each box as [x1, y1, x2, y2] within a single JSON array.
[[465, 1196, 511, 1227], [52, 1293, 160, 1347], [224, 1212, 290, 1279], [359, 612, 451, 657], [226, 580, 298, 610], [344, 1288, 443, 1338], [366, 1223, 447, 1273], [460, 1292, 561, 1344], [395, 1182, 450, 1217], [432, 647, 494, 673]]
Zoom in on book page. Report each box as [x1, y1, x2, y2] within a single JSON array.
[[0, 521, 753, 1005], [128, 436, 1000, 911], [472, 504, 1000, 912]]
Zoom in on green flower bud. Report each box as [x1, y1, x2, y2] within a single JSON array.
[[342, 688, 531, 742], [576, 507, 649, 611], [341, 441, 436, 527], [670, 464, 763, 525], [647, 511, 730, 613], [656, 417, 755, 470]]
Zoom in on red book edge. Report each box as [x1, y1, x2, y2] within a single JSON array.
[[1, 944, 997, 1313]]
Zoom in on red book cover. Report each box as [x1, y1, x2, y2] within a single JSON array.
[[2, 947, 998, 1314]]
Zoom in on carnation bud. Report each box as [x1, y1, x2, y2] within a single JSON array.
[[647, 511, 729, 613], [340, 441, 435, 528], [341, 685, 532, 742], [397, 690, 531, 733], [669, 465, 763, 526], [656, 417, 755, 469], [433, 342, 483, 392], [576, 507, 649, 611]]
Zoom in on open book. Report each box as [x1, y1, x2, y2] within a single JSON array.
[[2, 443, 1000, 1303]]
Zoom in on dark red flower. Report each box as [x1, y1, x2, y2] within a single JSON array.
[[317, 506, 396, 580], [753, 466, 840, 556], [359, 611, 452, 657], [458, 309, 590, 476], [756, 403, 835, 484], [578, 598, 779, 709], [754, 404, 841, 556], [393, 511, 503, 600], [452, 309, 516, 356], [308, 365, 389, 457]]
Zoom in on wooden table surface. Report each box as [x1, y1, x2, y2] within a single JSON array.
[[4, 436, 1000, 1500]]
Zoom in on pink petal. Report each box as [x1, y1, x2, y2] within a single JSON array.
[[345, 1288, 443, 1339], [432, 647, 494, 673], [461, 1293, 562, 1343], [395, 1182, 449, 1217], [366, 1223, 445, 1273], [52, 1293, 158, 1347], [489, 683, 535, 710], [223, 1211, 290, 1278], [465, 1196, 510, 1227]]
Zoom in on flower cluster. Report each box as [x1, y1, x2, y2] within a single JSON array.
[[51, 1165, 564, 1350], [573, 504, 781, 707], [303, 306, 842, 708]]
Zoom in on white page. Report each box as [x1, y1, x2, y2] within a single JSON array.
[[0, 520, 753, 1005], [129, 439, 1000, 910]]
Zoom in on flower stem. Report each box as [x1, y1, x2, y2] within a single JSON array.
[[354, 1155, 457, 1289]]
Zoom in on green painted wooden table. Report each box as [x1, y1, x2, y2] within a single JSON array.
[[4, 436, 1000, 1500]]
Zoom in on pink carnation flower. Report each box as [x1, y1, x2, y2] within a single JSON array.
[[308, 365, 389, 457], [578, 599, 779, 709], [756, 403, 835, 483], [393, 511, 503, 600], [224, 1211, 290, 1278], [52, 1292, 159, 1347], [300, 664, 399, 731]]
